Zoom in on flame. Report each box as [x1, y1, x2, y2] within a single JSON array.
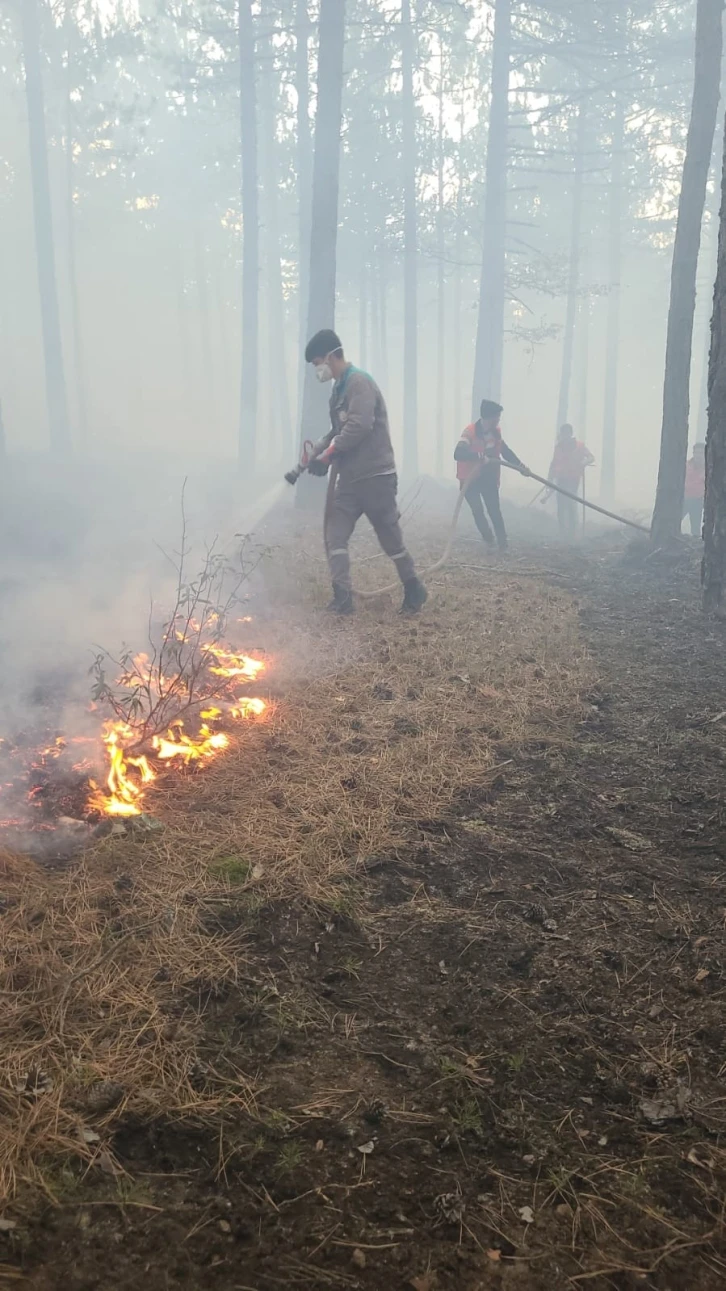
[[201, 643, 265, 681], [230, 697, 266, 719], [152, 721, 229, 764], [88, 724, 156, 817]]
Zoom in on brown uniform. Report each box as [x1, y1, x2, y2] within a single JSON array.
[[317, 366, 416, 593]]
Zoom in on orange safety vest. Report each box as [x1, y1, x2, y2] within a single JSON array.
[[550, 438, 590, 488], [456, 421, 502, 485], [684, 457, 705, 502]]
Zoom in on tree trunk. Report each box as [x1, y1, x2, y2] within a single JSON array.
[[601, 5, 626, 503], [696, 122, 722, 440], [259, 36, 293, 458], [65, 6, 87, 450], [400, 0, 418, 477], [297, 0, 346, 499], [21, 0, 71, 455], [359, 239, 368, 370], [576, 290, 590, 439], [295, 0, 313, 435], [435, 37, 445, 478], [652, 0, 723, 544], [555, 98, 587, 433], [379, 253, 389, 392], [239, 0, 258, 471], [194, 225, 218, 438], [702, 128, 726, 611], [453, 97, 465, 446], [471, 0, 510, 412]]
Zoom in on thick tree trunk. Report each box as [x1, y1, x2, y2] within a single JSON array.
[[696, 123, 722, 440], [601, 75, 624, 502], [435, 38, 445, 479], [703, 126, 726, 611], [471, 0, 510, 412], [0, 400, 6, 458], [556, 99, 587, 433], [295, 0, 312, 435], [259, 37, 293, 458], [378, 254, 389, 392], [239, 0, 258, 471], [401, 0, 418, 477], [297, 0, 346, 501], [21, 0, 71, 455], [65, 7, 87, 450], [652, 0, 723, 544]]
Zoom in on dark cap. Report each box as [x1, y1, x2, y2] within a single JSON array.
[[305, 329, 343, 363], [480, 399, 503, 420]]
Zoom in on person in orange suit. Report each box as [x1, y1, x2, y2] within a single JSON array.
[[546, 424, 594, 538], [683, 442, 705, 537]]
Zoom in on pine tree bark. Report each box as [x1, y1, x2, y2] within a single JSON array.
[[401, 0, 418, 477], [435, 38, 445, 478], [21, 0, 71, 455], [601, 64, 624, 502], [652, 0, 723, 545], [239, 0, 259, 470], [295, 0, 312, 434], [297, 0, 346, 498], [471, 0, 510, 412], [453, 97, 465, 444], [65, 5, 87, 449], [702, 127, 726, 611], [259, 35, 292, 457], [556, 99, 587, 433]]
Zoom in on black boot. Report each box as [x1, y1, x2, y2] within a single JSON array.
[[400, 577, 428, 614], [326, 584, 354, 615]]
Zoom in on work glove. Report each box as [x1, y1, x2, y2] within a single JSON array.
[[308, 445, 335, 477], [308, 457, 330, 477], [519, 464, 532, 477]]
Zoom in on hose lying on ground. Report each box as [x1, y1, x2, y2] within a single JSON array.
[[318, 458, 651, 600]]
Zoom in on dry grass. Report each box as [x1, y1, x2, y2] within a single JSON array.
[[0, 522, 593, 1204]]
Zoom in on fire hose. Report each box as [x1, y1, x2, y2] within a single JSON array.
[[283, 450, 650, 599]]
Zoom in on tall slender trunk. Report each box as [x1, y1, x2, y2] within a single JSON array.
[[65, 7, 87, 450], [702, 128, 726, 609], [0, 400, 6, 458], [401, 0, 418, 477], [194, 225, 218, 437], [556, 98, 587, 433], [239, 0, 258, 471], [298, 0, 346, 486], [576, 290, 590, 439], [295, 0, 312, 431], [259, 36, 293, 457], [21, 0, 71, 455], [453, 97, 465, 445], [379, 253, 389, 392], [600, 74, 624, 501], [359, 227, 368, 370], [653, 0, 723, 543], [435, 38, 445, 478], [471, 0, 510, 412]]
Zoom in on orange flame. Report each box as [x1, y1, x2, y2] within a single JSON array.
[[88, 724, 156, 817]]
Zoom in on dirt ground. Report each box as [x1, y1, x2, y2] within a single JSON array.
[[3, 510, 726, 1291]]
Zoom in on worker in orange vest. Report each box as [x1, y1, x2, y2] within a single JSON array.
[[454, 400, 531, 552], [683, 442, 705, 537], [546, 424, 594, 538]]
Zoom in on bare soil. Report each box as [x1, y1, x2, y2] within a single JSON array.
[[4, 525, 726, 1291]]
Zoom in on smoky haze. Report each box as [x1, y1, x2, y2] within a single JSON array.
[[0, 0, 719, 516]]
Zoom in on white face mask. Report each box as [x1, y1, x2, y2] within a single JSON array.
[[315, 362, 333, 384]]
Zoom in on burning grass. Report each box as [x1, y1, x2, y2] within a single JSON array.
[[0, 528, 593, 1205]]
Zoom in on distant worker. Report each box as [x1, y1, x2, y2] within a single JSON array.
[[683, 442, 706, 538], [546, 424, 595, 538], [454, 399, 530, 552], [304, 329, 428, 615]]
